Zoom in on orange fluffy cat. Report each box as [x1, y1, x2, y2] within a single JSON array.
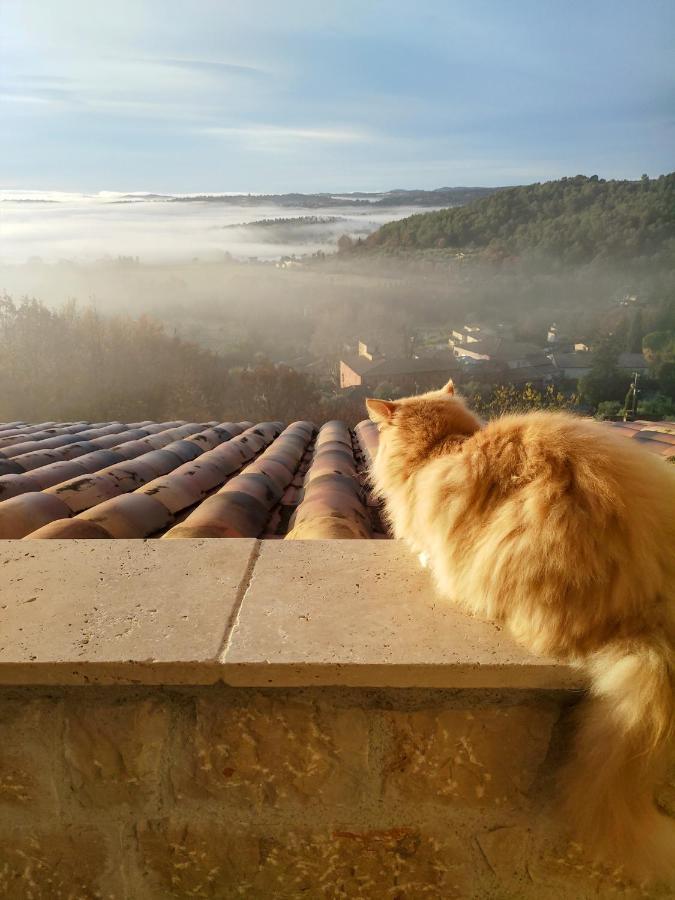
[[366, 381, 674, 883]]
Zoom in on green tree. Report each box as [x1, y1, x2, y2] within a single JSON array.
[[595, 400, 622, 420], [466, 383, 577, 418], [578, 336, 631, 408], [643, 330, 675, 364], [362, 173, 675, 265], [656, 361, 675, 398], [372, 381, 404, 400], [637, 394, 675, 419]]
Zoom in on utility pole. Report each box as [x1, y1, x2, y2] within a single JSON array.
[[623, 371, 640, 421], [632, 371, 639, 419]]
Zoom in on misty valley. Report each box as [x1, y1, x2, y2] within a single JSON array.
[[1, 176, 674, 426]]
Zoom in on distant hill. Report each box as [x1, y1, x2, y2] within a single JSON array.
[[222, 215, 343, 229], [168, 186, 501, 209], [356, 174, 675, 263]]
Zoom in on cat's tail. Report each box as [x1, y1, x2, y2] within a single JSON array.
[[561, 636, 674, 882]]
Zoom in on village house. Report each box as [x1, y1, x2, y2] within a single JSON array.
[[451, 336, 559, 385], [549, 350, 650, 380], [339, 340, 458, 392]]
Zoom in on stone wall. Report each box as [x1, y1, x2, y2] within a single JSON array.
[[1, 540, 672, 898], [1, 684, 671, 900]]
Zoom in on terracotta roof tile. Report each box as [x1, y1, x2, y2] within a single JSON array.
[[0, 415, 670, 541], [164, 422, 310, 539], [77, 492, 173, 538], [0, 492, 71, 539], [603, 420, 675, 459], [285, 421, 378, 540]]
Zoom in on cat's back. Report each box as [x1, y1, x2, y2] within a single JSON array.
[[461, 410, 675, 519]]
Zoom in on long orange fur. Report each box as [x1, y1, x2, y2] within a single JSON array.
[[366, 382, 675, 883]]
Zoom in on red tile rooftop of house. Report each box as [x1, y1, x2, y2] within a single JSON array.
[[0, 417, 672, 541], [0, 418, 385, 540], [602, 419, 675, 459]]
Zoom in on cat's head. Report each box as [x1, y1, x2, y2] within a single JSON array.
[[365, 380, 480, 492]]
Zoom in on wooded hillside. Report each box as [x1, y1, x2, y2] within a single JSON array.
[[358, 174, 675, 263]]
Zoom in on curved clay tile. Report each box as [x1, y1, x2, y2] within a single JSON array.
[[88, 429, 153, 450], [0, 422, 92, 448], [0, 474, 41, 502], [0, 463, 89, 500], [164, 422, 312, 539], [305, 450, 358, 481], [243, 458, 296, 492], [77, 493, 173, 538], [20, 422, 272, 537], [0, 450, 126, 501], [184, 423, 242, 451], [137, 468, 210, 516], [0, 422, 144, 457], [315, 420, 352, 447], [37, 422, 226, 516], [164, 491, 270, 539], [0, 492, 71, 539], [138, 421, 186, 433], [0, 433, 85, 459], [0, 458, 25, 477], [160, 439, 204, 464], [8, 441, 100, 472], [284, 515, 369, 540], [0, 419, 388, 540], [220, 472, 285, 506], [27, 518, 112, 539], [286, 422, 372, 540], [135, 424, 270, 517], [111, 438, 157, 459], [354, 420, 379, 468]]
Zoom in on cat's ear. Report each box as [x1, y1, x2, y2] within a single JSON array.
[[442, 379, 455, 396], [366, 398, 398, 424]]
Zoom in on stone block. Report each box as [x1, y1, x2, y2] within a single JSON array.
[[224, 540, 580, 689], [0, 699, 60, 810], [171, 694, 371, 808], [64, 698, 169, 807], [526, 841, 650, 900], [383, 704, 558, 808], [138, 819, 474, 899], [0, 538, 257, 685], [0, 827, 108, 900]]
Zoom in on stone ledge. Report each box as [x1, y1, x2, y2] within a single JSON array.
[[0, 539, 584, 690]]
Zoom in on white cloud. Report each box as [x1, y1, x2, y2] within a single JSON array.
[[200, 124, 375, 146]]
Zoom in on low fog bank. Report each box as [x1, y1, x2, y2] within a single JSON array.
[[0, 195, 441, 264], [2, 251, 672, 362], [2, 247, 674, 427]]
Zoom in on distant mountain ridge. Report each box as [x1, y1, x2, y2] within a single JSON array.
[[166, 186, 501, 208], [356, 174, 675, 263], [1, 186, 503, 209]]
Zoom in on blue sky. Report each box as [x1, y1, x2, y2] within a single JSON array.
[[1, 0, 673, 192]]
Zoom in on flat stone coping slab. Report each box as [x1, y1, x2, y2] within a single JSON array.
[[0, 539, 584, 689]]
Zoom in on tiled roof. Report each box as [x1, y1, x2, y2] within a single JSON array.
[[0, 419, 386, 540], [551, 351, 649, 370], [341, 353, 459, 380], [502, 363, 559, 383], [489, 340, 545, 361], [1, 416, 672, 540], [365, 353, 459, 378], [549, 352, 593, 369], [340, 354, 378, 377], [617, 352, 650, 370], [602, 419, 675, 459]]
